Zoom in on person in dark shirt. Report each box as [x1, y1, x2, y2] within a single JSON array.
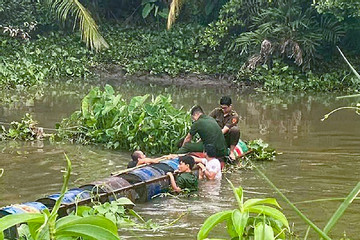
[[167, 155, 198, 193], [209, 96, 240, 160], [177, 105, 226, 158]]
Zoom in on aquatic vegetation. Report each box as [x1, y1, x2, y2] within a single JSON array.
[[0, 114, 44, 141], [56, 85, 191, 154], [0, 154, 120, 240], [197, 180, 289, 240], [247, 139, 277, 161]]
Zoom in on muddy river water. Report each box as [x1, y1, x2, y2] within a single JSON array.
[[0, 80, 359, 239]]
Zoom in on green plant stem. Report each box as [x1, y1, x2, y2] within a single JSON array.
[[321, 106, 360, 121], [251, 162, 331, 240], [323, 182, 360, 234], [336, 93, 360, 99], [294, 197, 360, 204]]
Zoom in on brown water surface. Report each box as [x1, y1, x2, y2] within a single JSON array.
[[0, 81, 359, 239]]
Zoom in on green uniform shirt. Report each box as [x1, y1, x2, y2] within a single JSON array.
[[176, 172, 198, 192], [209, 108, 239, 129], [189, 114, 226, 157]]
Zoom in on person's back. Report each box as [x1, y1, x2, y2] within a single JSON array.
[[191, 114, 226, 157]]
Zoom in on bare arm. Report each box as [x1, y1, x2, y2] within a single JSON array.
[[182, 133, 192, 147], [167, 172, 181, 192], [222, 126, 230, 134], [197, 163, 217, 180]]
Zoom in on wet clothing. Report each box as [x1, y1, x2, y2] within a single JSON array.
[[177, 114, 226, 157], [176, 172, 198, 192], [209, 108, 240, 147], [202, 158, 222, 180]]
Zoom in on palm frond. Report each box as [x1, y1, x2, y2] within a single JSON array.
[[43, 0, 108, 52], [167, 0, 184, 30]]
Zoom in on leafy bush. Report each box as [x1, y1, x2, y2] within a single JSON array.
[[57, 85, 191, 154], [237, 60, 360, 92], [0, 33, 93, 89]]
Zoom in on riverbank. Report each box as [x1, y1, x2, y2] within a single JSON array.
[[1, 25, 360, 93]]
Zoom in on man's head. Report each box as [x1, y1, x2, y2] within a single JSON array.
[[204, 144, 217, 159], [178, 155, 195, 172], [190, 105, 204, 121], [220, 96, 232, 114], [131, 150, 146, 162]]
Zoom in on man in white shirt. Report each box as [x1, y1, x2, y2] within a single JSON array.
[[195, 144, 222, 180]]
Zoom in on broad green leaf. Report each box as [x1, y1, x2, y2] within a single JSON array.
[[231, 209, 249, 238], [128, 95, 149, 112], [197, 210, 232, 240], [0, 213, 44, 232], [243, 198, 281, 210], [248, 206, 289, 228], [254, 222, 275, 240], [57, 224, 119, 240], [142, 3, 154, 18], [115, 197, 135, 206], [323, 182, 360, 234], [226, 218, 238, 238], [104, 84, 114, 95], [56, 216, 118, 234], [55, 215, 81, 229]]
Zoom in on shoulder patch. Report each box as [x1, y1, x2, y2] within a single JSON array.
[[232, 118, 237, 124]]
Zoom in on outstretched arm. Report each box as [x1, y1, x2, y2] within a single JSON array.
[[182, 133, 192, 147], [167, 172, 181, 192]]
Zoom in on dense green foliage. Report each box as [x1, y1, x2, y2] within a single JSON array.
[[197, 180, 289, 239], [2, 0, 360, 92], [56, 85, 191, 154]]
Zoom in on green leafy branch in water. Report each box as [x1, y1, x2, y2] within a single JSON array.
[[56, 84, 191, 155], [247, 139, 277, 161], [0, 113, 45, 141]]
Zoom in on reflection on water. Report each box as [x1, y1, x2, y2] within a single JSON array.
[[0, 80, 359, 239]]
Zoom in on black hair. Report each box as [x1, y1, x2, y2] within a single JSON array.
[[190, 105, 204, 116], [204, 144, 217, 158], [131, 151, 142, 161], [179, 155, 195, 169], [127, 160, 138, 168], [220, 96, 232, 106]]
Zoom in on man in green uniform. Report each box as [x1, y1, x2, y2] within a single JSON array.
[[167, 155, 198, 193], [209, 96, 240, 160], [177, 105, 226, 158]]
